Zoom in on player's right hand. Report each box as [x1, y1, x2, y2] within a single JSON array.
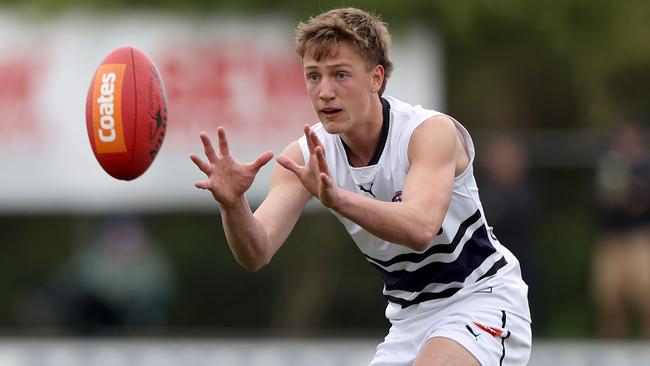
[[276, 125, 342, 209], [190, 127, 274, 208]]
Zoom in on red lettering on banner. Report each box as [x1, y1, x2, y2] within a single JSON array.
[[0, 51, 44, 147], [157, 40, 316, 149]]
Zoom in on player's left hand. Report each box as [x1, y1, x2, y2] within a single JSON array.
[[277, 125, 342, 209]]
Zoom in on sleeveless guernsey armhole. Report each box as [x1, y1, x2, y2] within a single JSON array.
[[397, 112, 477, 184], [448, 118, 476, 183]]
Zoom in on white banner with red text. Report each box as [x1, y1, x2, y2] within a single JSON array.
[[0, 11, 442, 212]]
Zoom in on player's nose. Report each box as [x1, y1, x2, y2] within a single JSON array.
[[318, 76, 336, 100]]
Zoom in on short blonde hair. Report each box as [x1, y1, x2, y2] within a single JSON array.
[[295, 7, 393, 95]]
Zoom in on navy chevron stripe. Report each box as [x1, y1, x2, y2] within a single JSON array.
[[371, 224, 496, 292], [384, 257, 507, 308], [365, 209, 482, 267], [385, 287, 461, 308], [477, 256, 508, 282]]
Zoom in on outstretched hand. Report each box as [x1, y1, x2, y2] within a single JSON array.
[[276, 125, 341, 209], [190, 127, 274, 208]]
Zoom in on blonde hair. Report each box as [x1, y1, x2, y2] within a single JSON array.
[[295, 7, 393, 95]]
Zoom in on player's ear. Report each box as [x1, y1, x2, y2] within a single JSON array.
[[370, 64, 385, 93]]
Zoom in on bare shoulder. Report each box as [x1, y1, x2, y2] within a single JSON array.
[[408, 115, 458, 158], [279, 140, 306, 166], [408, 115, 469, 174], [270, 140, 308, 192]]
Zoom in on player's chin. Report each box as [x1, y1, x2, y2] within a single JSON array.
[[319, 114, 349, 133], [320, 120, 347, 134]]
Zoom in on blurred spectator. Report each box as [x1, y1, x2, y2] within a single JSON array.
[[480, 134, 544, 329], [52, 215, 174, 335], [592, 120, 650, 338]]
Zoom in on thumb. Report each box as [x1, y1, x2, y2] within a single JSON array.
[[195, 180, 210, 190], [320, 172, 333, 188], [249, 151, 274, 172], [276, 155, 301, 175]]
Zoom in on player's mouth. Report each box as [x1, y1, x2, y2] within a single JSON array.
[[320, 107, 342, 118]]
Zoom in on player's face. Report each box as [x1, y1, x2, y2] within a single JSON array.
[[303, 41, 382, 134]]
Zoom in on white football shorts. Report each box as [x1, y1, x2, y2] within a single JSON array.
[[369, 283, 532, 365]]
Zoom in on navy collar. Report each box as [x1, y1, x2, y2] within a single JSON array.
[[340, 97, 390, 167]]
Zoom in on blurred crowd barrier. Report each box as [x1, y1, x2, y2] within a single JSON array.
[[0, 339, 647, 366], [0, 10, 441, 212]]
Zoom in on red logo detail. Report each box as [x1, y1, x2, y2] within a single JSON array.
[[473, 322, 503, 337]]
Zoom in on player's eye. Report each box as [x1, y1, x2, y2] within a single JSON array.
[[336, 72, 348, 80], [306, 73, 319, 81]]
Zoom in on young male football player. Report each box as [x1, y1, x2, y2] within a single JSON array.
[[191, 7, 532, 365]]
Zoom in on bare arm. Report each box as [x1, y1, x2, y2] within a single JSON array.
[[248, 142, 311, 267], [333, 117, 459, 250], [279, 117, 463, 252], [190, 128, 310, 271]]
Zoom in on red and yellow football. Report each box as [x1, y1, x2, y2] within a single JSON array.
[[86, 46, 167, 180]]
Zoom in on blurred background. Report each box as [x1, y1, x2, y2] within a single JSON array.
[[0, 0, 649, 365]]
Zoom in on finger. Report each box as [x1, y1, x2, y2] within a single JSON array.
[[195, 180, 210, 190], [304, 124, 315, 153], [315, 146, 330, 176], [200, 131, 219, 163], [189, 153, 211, 175], [276, 155, 301, 175], [249, 151, 274, 173], [309, 128, 324, 152], [217, 126, 230, 157]]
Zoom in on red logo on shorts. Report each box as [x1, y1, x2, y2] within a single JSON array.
[[473, 322, 504, 337]]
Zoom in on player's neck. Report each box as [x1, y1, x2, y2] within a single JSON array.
[[340, 96, 384, 166]]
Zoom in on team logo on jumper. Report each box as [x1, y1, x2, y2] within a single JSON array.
[[391, 191, 402, 202]]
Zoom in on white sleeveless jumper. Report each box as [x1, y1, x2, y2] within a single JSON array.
[[299, 96, 531, 323]]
